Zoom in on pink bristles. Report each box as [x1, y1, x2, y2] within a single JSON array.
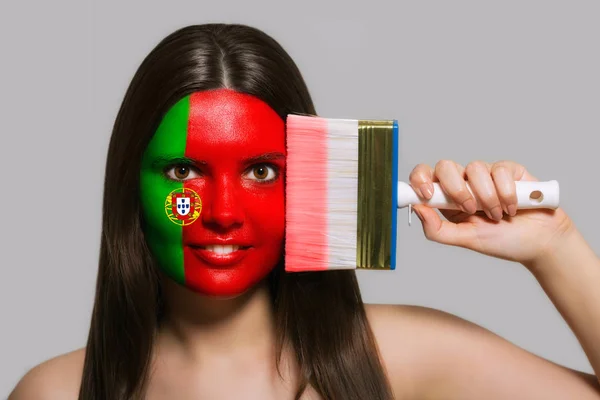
[[285, 115, 360, 272], [285, 115, 329, 272]]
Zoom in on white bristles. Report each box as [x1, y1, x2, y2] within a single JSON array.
[[326, 118, 359, 269]]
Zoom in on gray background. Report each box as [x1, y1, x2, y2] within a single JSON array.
[[1, 0, 599, 396]]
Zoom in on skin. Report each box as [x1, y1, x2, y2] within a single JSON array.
[[10, 143, 600, 396]]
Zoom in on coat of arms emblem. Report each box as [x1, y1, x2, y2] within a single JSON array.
[[165, 187, 202, 226]]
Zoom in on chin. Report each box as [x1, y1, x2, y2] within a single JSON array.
[[180, 254, 280, 299], [182, 273, 271, 299]]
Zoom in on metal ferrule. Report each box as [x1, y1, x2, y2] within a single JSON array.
[[356, 120, 397, 270]]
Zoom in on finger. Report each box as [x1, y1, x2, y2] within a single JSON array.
[[492, 160, 538, 182], [464, 161, 503, 221], [412, 205, 477, 247], [491, 165, 518, 217], [434, 160, 476, 214], [409, 163, 435, 199]]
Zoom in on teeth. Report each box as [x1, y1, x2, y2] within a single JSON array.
[[203, 245, 241, 254]]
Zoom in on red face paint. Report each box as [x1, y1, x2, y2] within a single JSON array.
[[159, 89, 286, 297]]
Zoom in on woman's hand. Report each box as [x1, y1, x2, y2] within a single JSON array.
[[409, 160, 575, 267]]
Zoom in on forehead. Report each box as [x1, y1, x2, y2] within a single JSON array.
[[186, 89, 284, 148], [144, 89, 285, 164]]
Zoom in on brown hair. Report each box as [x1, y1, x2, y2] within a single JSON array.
[[80, 23, 393, 399]]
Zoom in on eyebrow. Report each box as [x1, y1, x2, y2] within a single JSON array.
[[243, 152, 286, 163], [151, 156, 204, 169], [151, 152, 285, 168]]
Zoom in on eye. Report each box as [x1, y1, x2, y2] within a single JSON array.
[[165, 165, 200, 181], [245, 164, 278, 182]]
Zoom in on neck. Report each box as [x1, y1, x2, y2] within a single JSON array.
[[158, 276, 276, 359]]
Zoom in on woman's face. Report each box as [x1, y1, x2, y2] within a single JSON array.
[[140, 89, 286, 297]]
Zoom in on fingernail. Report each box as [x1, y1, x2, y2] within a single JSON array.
[[462, 198, 477, 214], [420, 183, 433, 199], [490, 206, 503, 221], [507, 204, 517, 217]]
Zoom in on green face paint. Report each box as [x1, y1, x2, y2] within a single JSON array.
[[140, 95, 190, 284]]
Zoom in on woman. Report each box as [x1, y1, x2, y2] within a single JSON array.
[[10, 23, 600, 399]]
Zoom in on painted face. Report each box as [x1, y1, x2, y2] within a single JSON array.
[[140, 89, 286, 297]]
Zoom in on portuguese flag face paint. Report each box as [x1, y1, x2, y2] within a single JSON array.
[[140, 89, 286, 297]]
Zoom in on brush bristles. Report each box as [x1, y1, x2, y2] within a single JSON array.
[[326, 119, 359, 267], [285, 115, 359, 272]]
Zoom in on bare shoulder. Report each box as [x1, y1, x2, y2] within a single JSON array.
[[364, 303, 459, 398], [364, 303, 509, 397], [9, 348, 85, 400], [365, 303, 478, 361], [365, 303, 600, 400], [365, 302, 478, 345]]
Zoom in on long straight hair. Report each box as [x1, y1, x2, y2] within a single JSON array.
[[80, 23, 393, 400]]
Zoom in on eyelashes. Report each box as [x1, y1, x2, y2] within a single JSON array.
[[166, 164, 201, 181], [164, 163, 280, 183], [247, 164, 278, 182]]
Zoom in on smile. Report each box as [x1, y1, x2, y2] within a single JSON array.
[[189, 244, 252, 267], [197, 244, 251, 254]]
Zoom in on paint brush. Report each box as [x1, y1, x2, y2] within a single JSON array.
[[284, 115, 560, 272]]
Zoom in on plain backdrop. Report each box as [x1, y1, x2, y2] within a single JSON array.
[[1, 0, 599, 396]]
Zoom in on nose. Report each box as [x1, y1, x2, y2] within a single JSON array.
[[202, 178, 244, 229]]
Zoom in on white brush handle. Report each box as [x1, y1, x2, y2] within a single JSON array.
[[397, 180, 560, 210]]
